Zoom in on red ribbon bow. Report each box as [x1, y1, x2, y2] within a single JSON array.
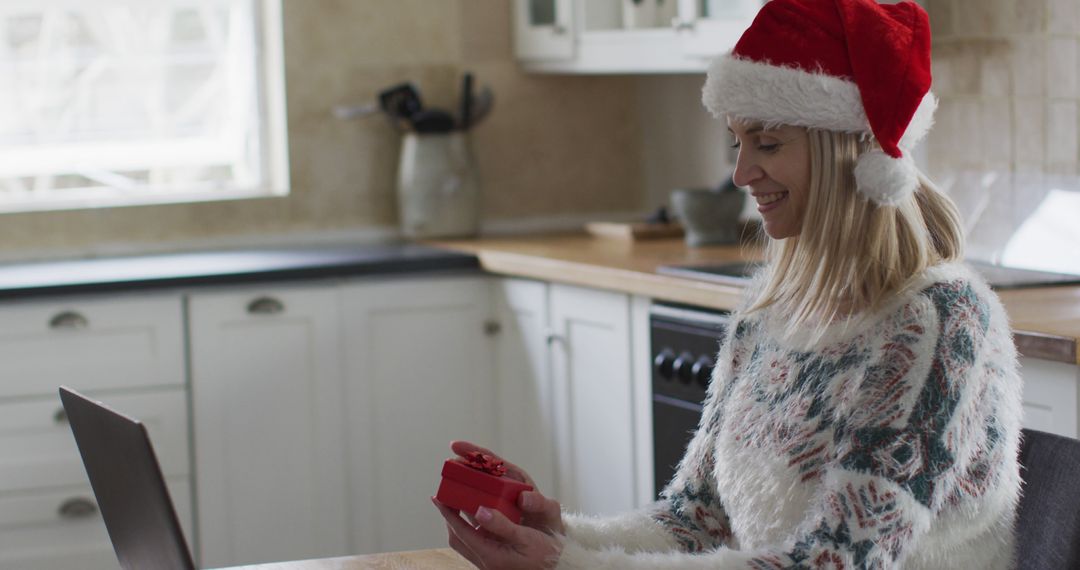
[[462, 451, 508, 477]]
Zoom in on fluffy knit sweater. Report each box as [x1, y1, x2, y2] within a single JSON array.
[[557, 262, 1023, 569]]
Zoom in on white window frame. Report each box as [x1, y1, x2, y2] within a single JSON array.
[[0, 0, 289, 213]]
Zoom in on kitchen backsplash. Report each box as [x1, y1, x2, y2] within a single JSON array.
[[920, 0, 1080, 271]]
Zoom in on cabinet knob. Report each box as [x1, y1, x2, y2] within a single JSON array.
[[544, 330, 564, 346], [49, 311, 89, 330], [483, 320, 502, 336], [552, 23, 567, 35], [53, 407, 68, 424], [247, 296, 285, 315], [58, 497, 98, 520]]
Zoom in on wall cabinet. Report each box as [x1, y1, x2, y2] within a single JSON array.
[[512, 0, 762, 73], [189, 284, 349, 568]]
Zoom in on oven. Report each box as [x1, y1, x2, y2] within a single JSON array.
[[649, 303, 730, 499]]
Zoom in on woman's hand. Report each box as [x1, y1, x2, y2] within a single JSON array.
[[449, 441, 565, 535], [432, 497, 562, 570]]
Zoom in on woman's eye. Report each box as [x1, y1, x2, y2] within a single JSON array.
[[758, 143, 780, 153], [729, 140, 741, 149]]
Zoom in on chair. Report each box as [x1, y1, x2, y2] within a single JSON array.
[[1013, 428, 1080, 570]]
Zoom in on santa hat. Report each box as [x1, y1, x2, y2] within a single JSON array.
[[702, 0, 936, 206]]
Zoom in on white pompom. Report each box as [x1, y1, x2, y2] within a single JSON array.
[[853, 149, 918, 206]]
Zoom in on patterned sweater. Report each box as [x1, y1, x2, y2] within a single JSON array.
[[556, 262, 1023, 569]]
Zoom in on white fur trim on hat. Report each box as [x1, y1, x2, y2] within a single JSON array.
[[702, 54, 937, 149], [854, 149, 918, 206]]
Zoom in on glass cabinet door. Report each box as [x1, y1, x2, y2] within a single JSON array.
[[514, 0, 574, 61], [675, 0, 761, 58]]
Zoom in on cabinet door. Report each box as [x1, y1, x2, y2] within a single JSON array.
[[342, 276, 497, 555], [492, 278, 557, 498], [549, 283, 636, 516], [513, 0, 574, 61], [676, 0, 760, 58], [189, 285, 348, 568], [1020, 356, 1079, 439]]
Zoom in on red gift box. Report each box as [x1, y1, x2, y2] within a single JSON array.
[[435, 454, 533, 524]]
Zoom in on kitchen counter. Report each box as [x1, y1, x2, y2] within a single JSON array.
[[0, 243, 480, 300], [430, 233, 1080, 365]]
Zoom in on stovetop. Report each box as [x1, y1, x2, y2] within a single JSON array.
[[657, 260, 1080, 290]]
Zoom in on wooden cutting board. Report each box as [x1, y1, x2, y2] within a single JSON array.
[[584, 221, 684, 241]]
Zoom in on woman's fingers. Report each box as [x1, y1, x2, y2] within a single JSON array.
[[472, 506, 525, 545], [518, 491, 565, 534]]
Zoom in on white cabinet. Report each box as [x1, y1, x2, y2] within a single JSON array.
[[0, 293, 190, 570], [549, 283, 638, 516], [514, 0, 762, 73], [341, 276, 498, 554], [1020, 356, 1080, 439], [492, 278, 559, 498], [513, 0, 574, 61], [189, 284, 349, 568]]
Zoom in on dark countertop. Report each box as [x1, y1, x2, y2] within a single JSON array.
[[0, 243, 481, 300]]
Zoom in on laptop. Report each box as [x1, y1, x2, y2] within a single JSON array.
[[59, 386, 196, 570]]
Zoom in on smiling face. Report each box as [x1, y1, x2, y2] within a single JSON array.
[[727, 118, 811, 240]]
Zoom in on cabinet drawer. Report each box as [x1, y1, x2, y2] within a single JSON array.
[[0, 295, 184, 399], [0, 478, 193, 570], [0, 389, 189, 493]]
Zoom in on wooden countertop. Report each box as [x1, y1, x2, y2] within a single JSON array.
[[217, 548, 472, 569], [429, 233, 1080, 365]]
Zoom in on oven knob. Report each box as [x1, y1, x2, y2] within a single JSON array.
[[692, 356, 714, 388], [672, 351, 695, 384], [654, 349, 676, 380]]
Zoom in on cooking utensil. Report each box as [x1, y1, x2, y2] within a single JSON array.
[[411, 109, 456, 134], [379, 82, 424, 120], [458, 72, 474, 130], [467, 86, 494, 128], [333, 82, 426, 132]]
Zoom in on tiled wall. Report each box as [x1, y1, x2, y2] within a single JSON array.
[[0, 0, 646, 260], [923, 0, 1080, 262]]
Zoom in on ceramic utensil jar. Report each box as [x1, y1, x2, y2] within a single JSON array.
[[396, 131, 480, 238]]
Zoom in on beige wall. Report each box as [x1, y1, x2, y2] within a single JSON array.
[[0, 0, 645, 260], [922, 0, 1080, 260]]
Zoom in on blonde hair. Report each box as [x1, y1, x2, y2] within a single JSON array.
[[744, 128, 965, 343]]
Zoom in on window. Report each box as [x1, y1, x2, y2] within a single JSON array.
[[0, 0, 288, 212]]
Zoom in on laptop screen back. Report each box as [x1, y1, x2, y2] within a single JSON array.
[[59, 386, 195, 570]]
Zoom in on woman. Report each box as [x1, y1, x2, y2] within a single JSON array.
[[432, 0, 1023, 568]]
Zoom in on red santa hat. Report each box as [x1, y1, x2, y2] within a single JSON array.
[[703, 0, 936, 206]]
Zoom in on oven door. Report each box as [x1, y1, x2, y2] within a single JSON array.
[[649, 304, 728, 498]]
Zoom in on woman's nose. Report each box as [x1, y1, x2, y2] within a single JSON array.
[[731, 151, 764, 188]]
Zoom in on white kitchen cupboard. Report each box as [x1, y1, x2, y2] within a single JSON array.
[[0, 293, 190, 570], [1019, 356, 1080, 439], [549, 283, 638, 516], [189, 284, 349, 568], [341, 276, 499, 555], [491, 278, 559, 498], [513, 0, 761, 73], [514, 0, 574, 61]]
